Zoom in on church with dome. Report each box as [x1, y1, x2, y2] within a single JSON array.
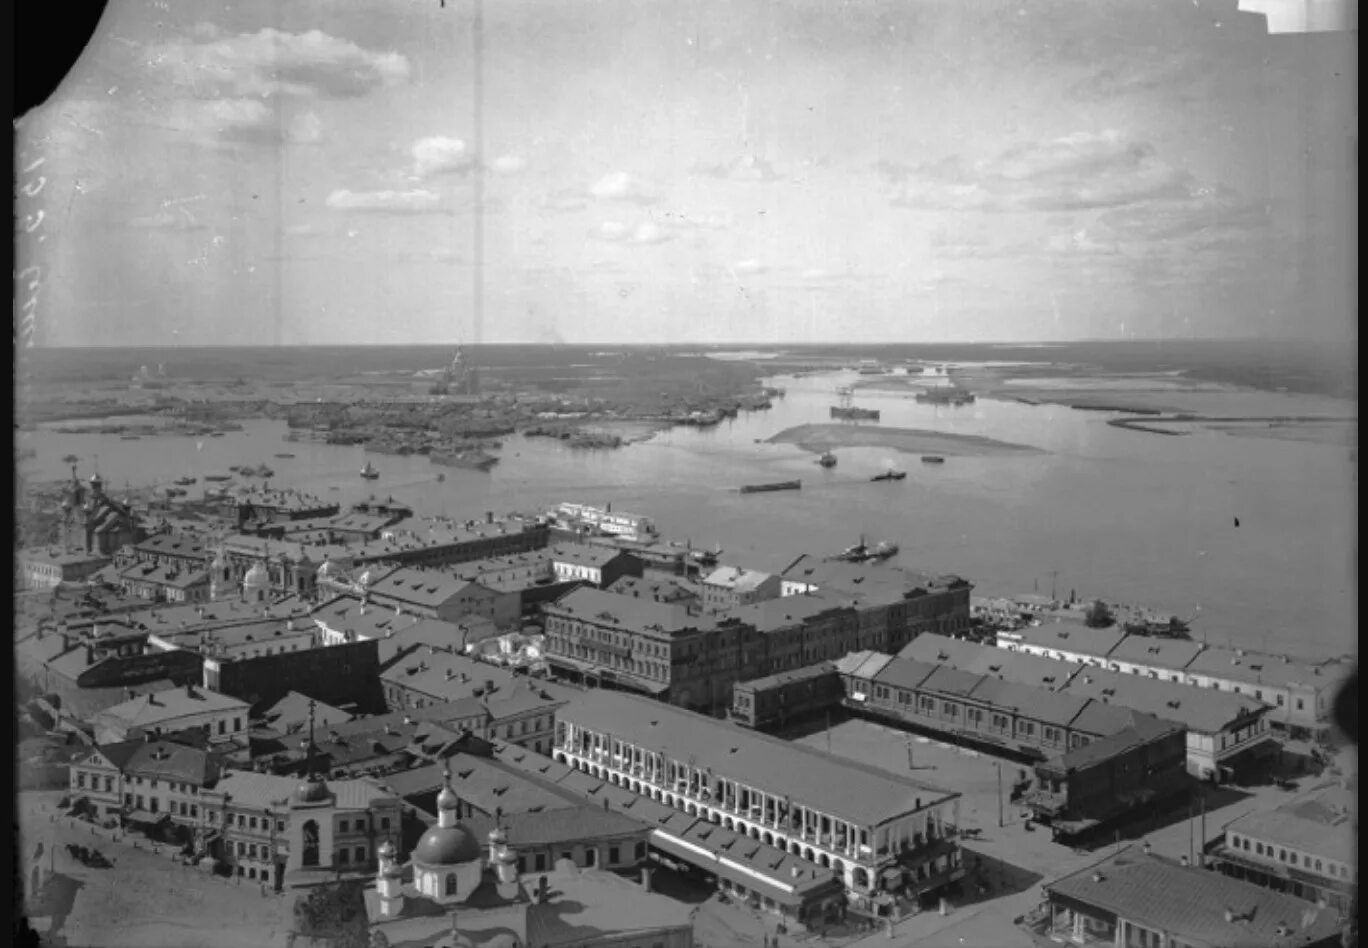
[[365, 766, 694, 948], [58, 465, 145, 556]]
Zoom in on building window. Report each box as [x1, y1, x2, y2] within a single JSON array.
[[355, 847, 366, 863], [445, 873, 458, 896], [339, 819, 348, 833], [338, 848, 350, 864], [535, 853, 547, 871], [609, 846, 620, 864], [76, 773, 86, 790], [302, 821, 320, 868]]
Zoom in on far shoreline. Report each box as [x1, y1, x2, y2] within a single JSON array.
[[767, 423, 1044, 457]]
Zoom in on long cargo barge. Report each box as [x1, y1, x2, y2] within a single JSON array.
[[830, 406, 880, 420], [739, 480, 801, 494]]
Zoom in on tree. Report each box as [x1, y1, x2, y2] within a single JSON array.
[[292, 880, 371, 948], [1084, 600, 1114, 629]]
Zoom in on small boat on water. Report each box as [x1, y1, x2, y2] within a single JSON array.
[[228, 465, 243, 473], [818, 451, 837, 468], [203, 474, 231, 482], [256, 466, 275, 478], [209, 432, 226, 438], [921, 456, 946, 464], [120, 435, 142, 441], [436, 473, 446, 483], [174, 476, 196, 486], [871, 470, 906, 482], [274, 453, 295, 459], [361, 461, 379, 480], [739, 480, 802, 494]]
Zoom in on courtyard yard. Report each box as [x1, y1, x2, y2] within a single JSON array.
[[17, 790, 296, 948]]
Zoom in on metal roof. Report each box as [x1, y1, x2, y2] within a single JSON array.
[[1046, 848, 1343, 948], [559, 688, 956, 827]]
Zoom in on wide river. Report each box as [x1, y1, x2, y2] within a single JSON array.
[[17, 369, 1356, 659]]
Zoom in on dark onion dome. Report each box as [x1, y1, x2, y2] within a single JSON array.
[[294, 775, 333, 805], [412, 823, 483, 866]]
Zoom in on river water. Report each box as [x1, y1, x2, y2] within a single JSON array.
[[16, 369, 1355, 659]]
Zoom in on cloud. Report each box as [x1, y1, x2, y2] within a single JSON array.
[[412, 137, 471, 177], [541, 191, 588, 212], [732, 259, 768, 275], [693, 155, 784, 182], [325, 189, 442, 213], [657, 210, 731, 231], [589, 172, 658, 203], [590, 220, 674, 245], [1095, 189, 1272, 242], [889, 131, 1194, 213], [288, 111, 324, 144], [129, 209, 209, 231], [148, 28, 411, 100], [491, 155, 526, 175]]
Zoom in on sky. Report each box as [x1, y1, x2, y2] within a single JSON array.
[[16, 0, 1358, 347]]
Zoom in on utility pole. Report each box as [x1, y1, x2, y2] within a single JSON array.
[[1199, 789, 1207, 867], [996, 762, 1004, 828], [1049, 570, 1059, 603], [1188, 794, 1195, 865]]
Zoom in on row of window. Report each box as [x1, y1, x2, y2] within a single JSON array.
[[1228, 834, 1354, 879]]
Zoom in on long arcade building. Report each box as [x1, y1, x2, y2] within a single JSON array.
[[551, 688, 964, 906]]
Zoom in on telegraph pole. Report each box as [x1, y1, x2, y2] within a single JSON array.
[[996, 762, 1004, 828]]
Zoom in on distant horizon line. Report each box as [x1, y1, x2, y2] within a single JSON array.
[[22, 337, 1350, 351]]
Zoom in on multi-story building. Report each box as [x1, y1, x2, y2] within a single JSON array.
[[729, 662, 844, 731], [541, 587, 743, 713], [1000, 624, 1349, 739], [1062, 666, 1275, 781], [553, 503, 658, 542], [1034, 845, 1345, 948], [117, 560, 212, 603], [1180, 647, 1349, 740], [1207, 780, 1357, 912], [222, 487, 340, 527], [16, 548, 112, 590], [899, 633, 1082, 690], [548, 544, 644, 589], [379, 651, 566, 754], [837, 651, 1172, 765], [701, 566, 782, 612], [553, 688, 964, 909], [730, 594, 860, 675], [70, 738, 225, 828], [357, 513, 551, 569], [1022, 716, 1189, 842], [92, 683, 251, 745], [363, 566, 520, 628], [208, 637, 384, 716], [604, 574, 700, 608], [997, 621, 1129, 666], [779, 556, 973, 648], [199, 770, 403, 889]]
